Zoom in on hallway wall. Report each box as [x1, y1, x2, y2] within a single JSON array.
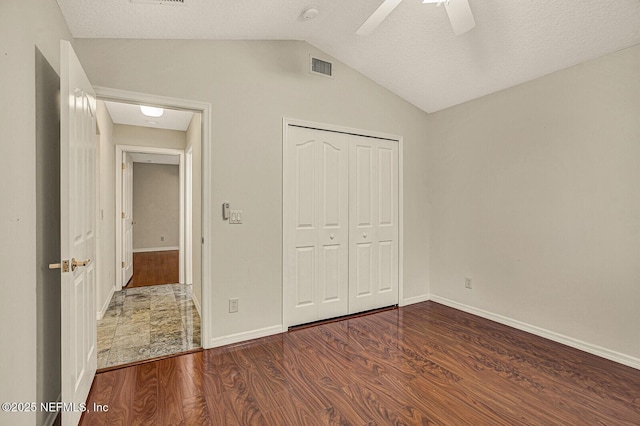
[[96, 101, 116, 320], [113, 124, 186, 150], [133, 163, 180, 250]]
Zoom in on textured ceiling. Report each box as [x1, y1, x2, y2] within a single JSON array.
[[57, 0, 640, 113]]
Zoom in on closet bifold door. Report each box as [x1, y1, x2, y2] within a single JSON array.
[[348, 135, 399, 314], [285, 126, 349, 327]]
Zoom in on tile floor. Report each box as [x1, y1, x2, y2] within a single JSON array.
[[97, 283, 201, 369]]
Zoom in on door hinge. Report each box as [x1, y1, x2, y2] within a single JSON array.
[[122, 163, 126, 171], [122, 212, 125, 219], [121, 261, 125, 268]]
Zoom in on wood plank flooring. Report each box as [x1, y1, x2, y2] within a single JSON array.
[[80, 301, 640, 425], [127, 250, 179, 288]]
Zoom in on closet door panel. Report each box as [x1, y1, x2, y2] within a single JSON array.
[[317, 136, 349, 320], [286, 130, 319, 326], [349, 136, 398, 313], [285, 126, 348, 327], [375, 140, 399, 307], [349, 139, 378, 313]]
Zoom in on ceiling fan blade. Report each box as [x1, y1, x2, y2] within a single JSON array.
[[444, 0, 475, 35], [356, 0, 404, 36]]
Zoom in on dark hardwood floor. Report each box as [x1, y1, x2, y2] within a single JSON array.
[[127, 250, 179, 288], [80, 301, 640, 425]]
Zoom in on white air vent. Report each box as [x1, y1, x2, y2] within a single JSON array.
[[310, 56, 333, 78], [131, 0, 185, 5]]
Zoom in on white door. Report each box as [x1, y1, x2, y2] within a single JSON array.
[[60, 40, 97, 426], [348, 135, 399, 313], [284, 126, 349, 327], [185, 147, 193, 284], [122, 153, 134, 285]]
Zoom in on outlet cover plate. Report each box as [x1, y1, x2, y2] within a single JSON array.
[[229, 298, 239, 313]]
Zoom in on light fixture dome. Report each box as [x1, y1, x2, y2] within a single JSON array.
[[140, 105, 164, 117]]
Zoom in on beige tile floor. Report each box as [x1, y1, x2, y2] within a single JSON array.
[[97, 283, 201, 369]]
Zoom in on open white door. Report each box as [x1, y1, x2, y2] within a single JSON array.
[[122, 153, 134, 285], [60, 40, 97, 426]]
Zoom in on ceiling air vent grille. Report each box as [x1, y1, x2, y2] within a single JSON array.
[[310, 57, 333, 78], [131, 0, 185, 5]]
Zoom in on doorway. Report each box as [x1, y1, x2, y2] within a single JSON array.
[[95, 93, 206, 368]]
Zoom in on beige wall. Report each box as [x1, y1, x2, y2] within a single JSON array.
[[114, 123, 186, 150], [426, 44, 640, 362], [96, 101, 116, 318], [186, 114, 203, 311], [74, 39, 432, 342], [132, 163, 180, 250], [0, 0, 72, 424]]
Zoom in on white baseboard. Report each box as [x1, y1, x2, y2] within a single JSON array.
[[96, 285, 115, 320], [429, 295, 640, 371], [209, 325, 284, 349], [42, 393, 61, 426], [399, 293, 430, 307], [132, 246, 179, 253]]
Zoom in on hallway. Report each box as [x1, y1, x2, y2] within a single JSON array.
[[127, 250, 179, 288], [98, 250, 199, 369], [97, 283, 200, 369]]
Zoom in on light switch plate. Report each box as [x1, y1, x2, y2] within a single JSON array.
[[229, 210, 243, 224]]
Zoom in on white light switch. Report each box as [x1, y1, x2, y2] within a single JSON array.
[[229, 210, 243, 224]]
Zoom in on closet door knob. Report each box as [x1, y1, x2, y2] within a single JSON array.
[[363, 233, 367, 239], [330, 234, 335, 240]]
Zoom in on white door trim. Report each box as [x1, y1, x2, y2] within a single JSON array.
[[282, 117, 404, 328], [185, 146, 193, 285], [96, 86, 213, 348]]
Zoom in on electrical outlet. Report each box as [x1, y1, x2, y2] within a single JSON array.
[[465, 277, 472, 289], [229, 298, 239, 313]]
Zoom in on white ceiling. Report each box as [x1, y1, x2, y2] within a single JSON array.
[[58, 0, 640, 113], [104, 101, 194, 131]]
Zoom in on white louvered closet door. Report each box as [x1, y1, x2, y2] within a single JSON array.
[[285, 126, 350, 327]]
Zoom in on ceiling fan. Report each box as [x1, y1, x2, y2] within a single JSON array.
[[356, 0, 475, 36]]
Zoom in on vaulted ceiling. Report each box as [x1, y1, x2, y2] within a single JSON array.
[[57, 0, 640, 113]]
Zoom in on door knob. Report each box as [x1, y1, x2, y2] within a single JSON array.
[[330, 234, 335, 240], [71, 258, 91, 272], [363, 233, 367, 239]]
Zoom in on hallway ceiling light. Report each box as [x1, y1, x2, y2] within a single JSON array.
[[140, 105, 164, 117]]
